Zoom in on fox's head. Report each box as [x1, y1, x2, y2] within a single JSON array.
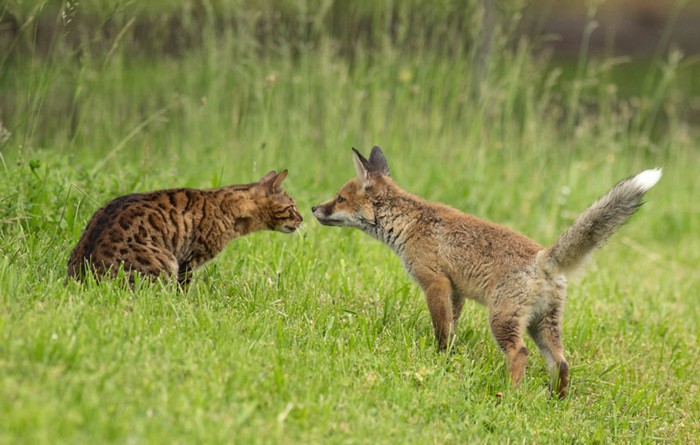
[[312, 146, 391, 229]]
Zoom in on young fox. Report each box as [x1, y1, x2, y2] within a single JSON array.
[[312, 146, 661, 397]]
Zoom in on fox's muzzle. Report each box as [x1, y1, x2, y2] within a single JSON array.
[[311, 202, 345, 226], [311, 203, 330, 223]]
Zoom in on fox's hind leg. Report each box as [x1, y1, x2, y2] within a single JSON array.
[[527, 302, 570, 398], [489, 305, 529, 386]]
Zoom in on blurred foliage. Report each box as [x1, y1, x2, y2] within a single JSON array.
[[1, 1, 525, 60]]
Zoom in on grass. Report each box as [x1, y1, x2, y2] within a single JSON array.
[[1, 2, 699, 444]]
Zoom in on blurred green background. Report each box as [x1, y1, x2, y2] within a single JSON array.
[[1, 1, 699, 444]]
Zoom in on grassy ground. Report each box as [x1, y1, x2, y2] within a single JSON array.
[[1, 2, 699, 444]]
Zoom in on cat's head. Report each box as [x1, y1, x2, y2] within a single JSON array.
[[257, 170, 303, 233]]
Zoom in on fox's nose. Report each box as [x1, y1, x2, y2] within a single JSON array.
[[311, 206, 318, 212]]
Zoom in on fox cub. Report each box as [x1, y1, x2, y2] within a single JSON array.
[[312, 146, 661, 397]]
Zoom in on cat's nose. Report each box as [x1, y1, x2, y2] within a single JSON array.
[[311, 206, 318, 212]]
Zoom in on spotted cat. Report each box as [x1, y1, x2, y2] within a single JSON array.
[[68, 170, 302, 286]]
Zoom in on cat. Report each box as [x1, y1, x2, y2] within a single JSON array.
[[68, 170, 302, 286]]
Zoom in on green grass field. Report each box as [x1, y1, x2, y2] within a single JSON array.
[[1, 2, 699, 444]]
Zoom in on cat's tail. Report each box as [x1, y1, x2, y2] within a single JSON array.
[[67, 253, 85, 279], [540, 168, 661, 276]]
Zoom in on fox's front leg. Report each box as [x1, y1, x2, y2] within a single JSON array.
[[417, 273, 455, 350]]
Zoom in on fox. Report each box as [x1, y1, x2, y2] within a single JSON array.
[[312, 146, 661, 398]]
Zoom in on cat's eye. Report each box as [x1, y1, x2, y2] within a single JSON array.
[[336, 195, 346, 204]]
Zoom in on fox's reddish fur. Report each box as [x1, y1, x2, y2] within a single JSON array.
[[313, 146, 661, 397]]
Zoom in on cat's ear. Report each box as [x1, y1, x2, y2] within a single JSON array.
[[260, 169, 287, 194], [271, 169, 288, 192], [258, 171, 277, 185]]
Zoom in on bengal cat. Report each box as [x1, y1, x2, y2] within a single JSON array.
[[68, 170, 302, 286]]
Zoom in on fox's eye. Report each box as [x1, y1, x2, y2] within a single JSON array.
[[336, 195, 346, 204]]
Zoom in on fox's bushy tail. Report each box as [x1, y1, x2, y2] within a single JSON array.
[[542, 168, 662, 276]]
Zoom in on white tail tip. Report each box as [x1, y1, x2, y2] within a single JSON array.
[[632, 168, 662, 191]]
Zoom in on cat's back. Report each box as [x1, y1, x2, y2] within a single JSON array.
[[67, 188, 205, 278]]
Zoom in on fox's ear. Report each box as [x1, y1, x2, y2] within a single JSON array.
[[271, 169, 288, 191], [368, 146, 390, 176], [352, 148, 372, 186]]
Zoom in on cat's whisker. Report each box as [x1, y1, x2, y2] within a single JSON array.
[[293, 225, 308, 237]]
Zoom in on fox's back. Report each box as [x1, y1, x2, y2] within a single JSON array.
[[440, 209, 542, 265], [399, 202, 543, 303]]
